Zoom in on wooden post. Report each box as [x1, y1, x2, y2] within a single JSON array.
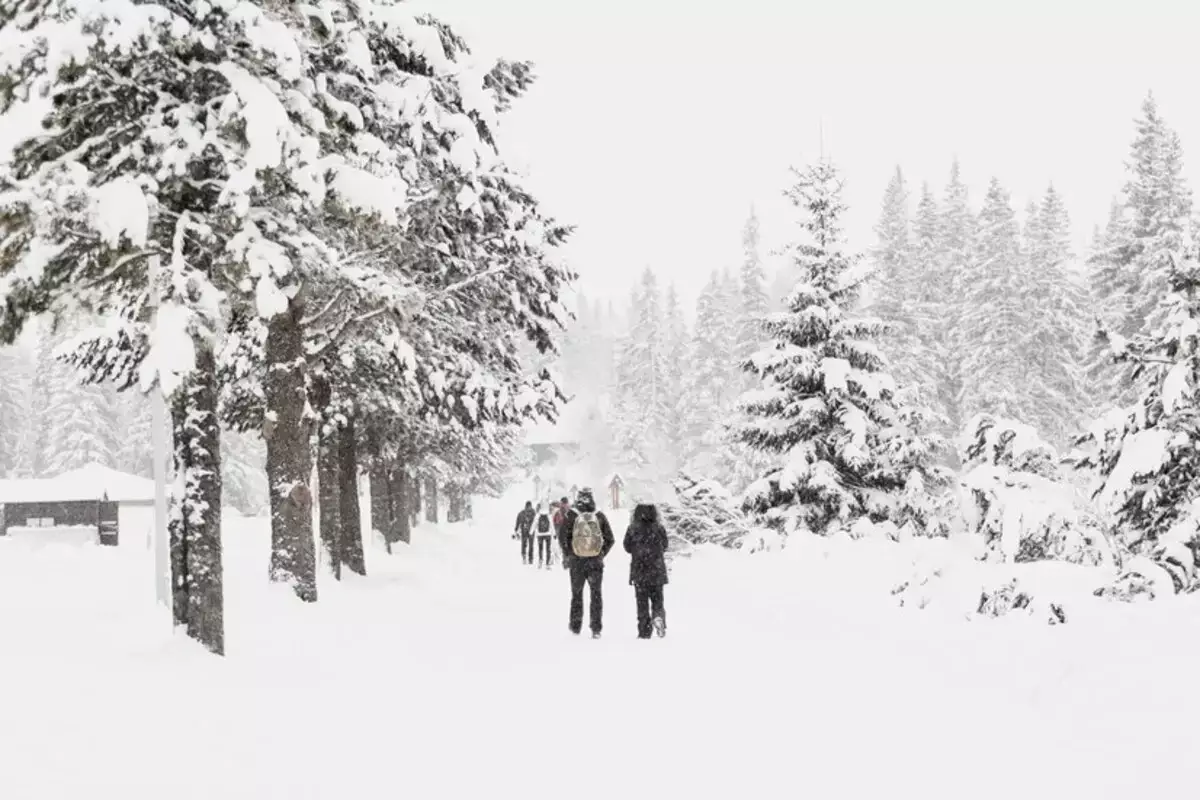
[[98, 499, 119, 546], [608, 474, 623, 510]]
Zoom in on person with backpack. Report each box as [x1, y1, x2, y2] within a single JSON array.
[[553, 497, 571, 570], [534, 505, 554, 568], [518, 501, 538, 565], [623, 503, 669, 639], [558, 487, 614, 638], [514, 500, 535, 552]]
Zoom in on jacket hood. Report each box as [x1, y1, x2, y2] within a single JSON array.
[[633, 503, 658, 524], [575, 488, 596, 512]]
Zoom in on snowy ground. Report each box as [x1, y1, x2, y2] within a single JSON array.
[[3, 495, 1200, 799]]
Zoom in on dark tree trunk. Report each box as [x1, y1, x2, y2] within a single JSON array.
[[265, 299, 317, 602], [337, 416, 366, 576], [311, 375, 340, 580], [168, 340, 224, 656], [425, 477, 439, 524], [389, 466, 411, 545], [410, 471, 422, 528], [368, 428, 390, 549], [446, 485, 463, 523]]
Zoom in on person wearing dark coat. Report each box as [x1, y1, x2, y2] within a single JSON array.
[[553, 497, 571, 570], [514, 501, 535, 562], [558, 487, 615, 638], [623, 503, 669, 639]]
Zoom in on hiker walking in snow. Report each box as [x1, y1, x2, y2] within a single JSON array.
[[535, 505, 555, 569], [516, 500, 537, 564], [559, 487, 614, 638], [623, 503, 669, 639], [553, 496, 570, 569], [515, 500, 534, 543]]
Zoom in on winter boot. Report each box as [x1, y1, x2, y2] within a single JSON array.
[[591, 630, 601, 640], [653, 617, 666, 638]]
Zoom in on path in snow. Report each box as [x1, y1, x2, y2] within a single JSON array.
[[2, 495, 1199, 799]]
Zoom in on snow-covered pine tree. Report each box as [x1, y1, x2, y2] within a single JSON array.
[[1086, 198, 1133, 412], [1085, 95, 1192, 414], [935, 160, 976, 432], [868, 166, 912, 323], [21, 328, 60, 478], [662, 282, 689, 476], [221, 429, 268, 518], [39, 321, 122, 475], [739, 160, 904, 535], [717, 267, 740, 383], [868, 167, 921, 387], [612, 268, 671, 487], [1020, 185, 1090, 446], [735, 207, 769, 389], [1122, 94, 1193, 340], [0, 342, 31, 476], [115, 390, 156, 479], [681, 272, 730, 479], [958, 178, 1029, 423], [904, 181, 954, 434], [1077, 241, 1200, 591]]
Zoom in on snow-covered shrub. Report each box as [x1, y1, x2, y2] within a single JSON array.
[[660, 473, 757, 552], [1077, 406, 1200, 595], [977, 579, 1067, 625], [874, 390, 956, 538], [1092, 556, 1181, 602], [892, 556, 1105, 624], [959, 414, 1110, 567]]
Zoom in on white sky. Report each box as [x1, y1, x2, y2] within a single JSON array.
[[430, 0, 1200, 308]]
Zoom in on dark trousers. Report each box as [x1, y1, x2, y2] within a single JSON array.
[[536, 535, 552, 566], [520, 533, 535, 563], [634, 584, 666, 638], [569, 558, 604, 633]]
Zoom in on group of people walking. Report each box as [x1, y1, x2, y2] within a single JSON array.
[[513, 487, 669, 640]]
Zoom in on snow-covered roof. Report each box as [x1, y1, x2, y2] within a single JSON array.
[[0, 463, 155, 505]]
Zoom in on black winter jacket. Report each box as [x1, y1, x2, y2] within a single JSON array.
[[623, 504, 669, 586], [559, 498, 614, 563], [514, 507, 535, 536]]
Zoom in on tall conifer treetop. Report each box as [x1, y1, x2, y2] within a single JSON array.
[[739, 160, 906, 535]]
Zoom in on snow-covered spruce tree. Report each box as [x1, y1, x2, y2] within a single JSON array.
[[661, 282, 689, 475], [1084, 96, 1192, 416], [1085, 198, 1132, 414], [0, 342, 30, 476], [735, 207, 769, 389], [41, 322, 122, 475], [905, 181, 954, 437], [680, 272, 730, 478], [958, 178, 1030, 423], [612, 268, 671, 485], [934, 160, 976, 433], [867, 167, 912, 330], [1020, 185, 1090, 447], [22, 328, 61, 478], [868, 166, 946, 420], [738, 160, 906, 535], [1122, 94, 1193, 340], [1077, 242, 1200, 594], [221, 429, 268, 517]]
